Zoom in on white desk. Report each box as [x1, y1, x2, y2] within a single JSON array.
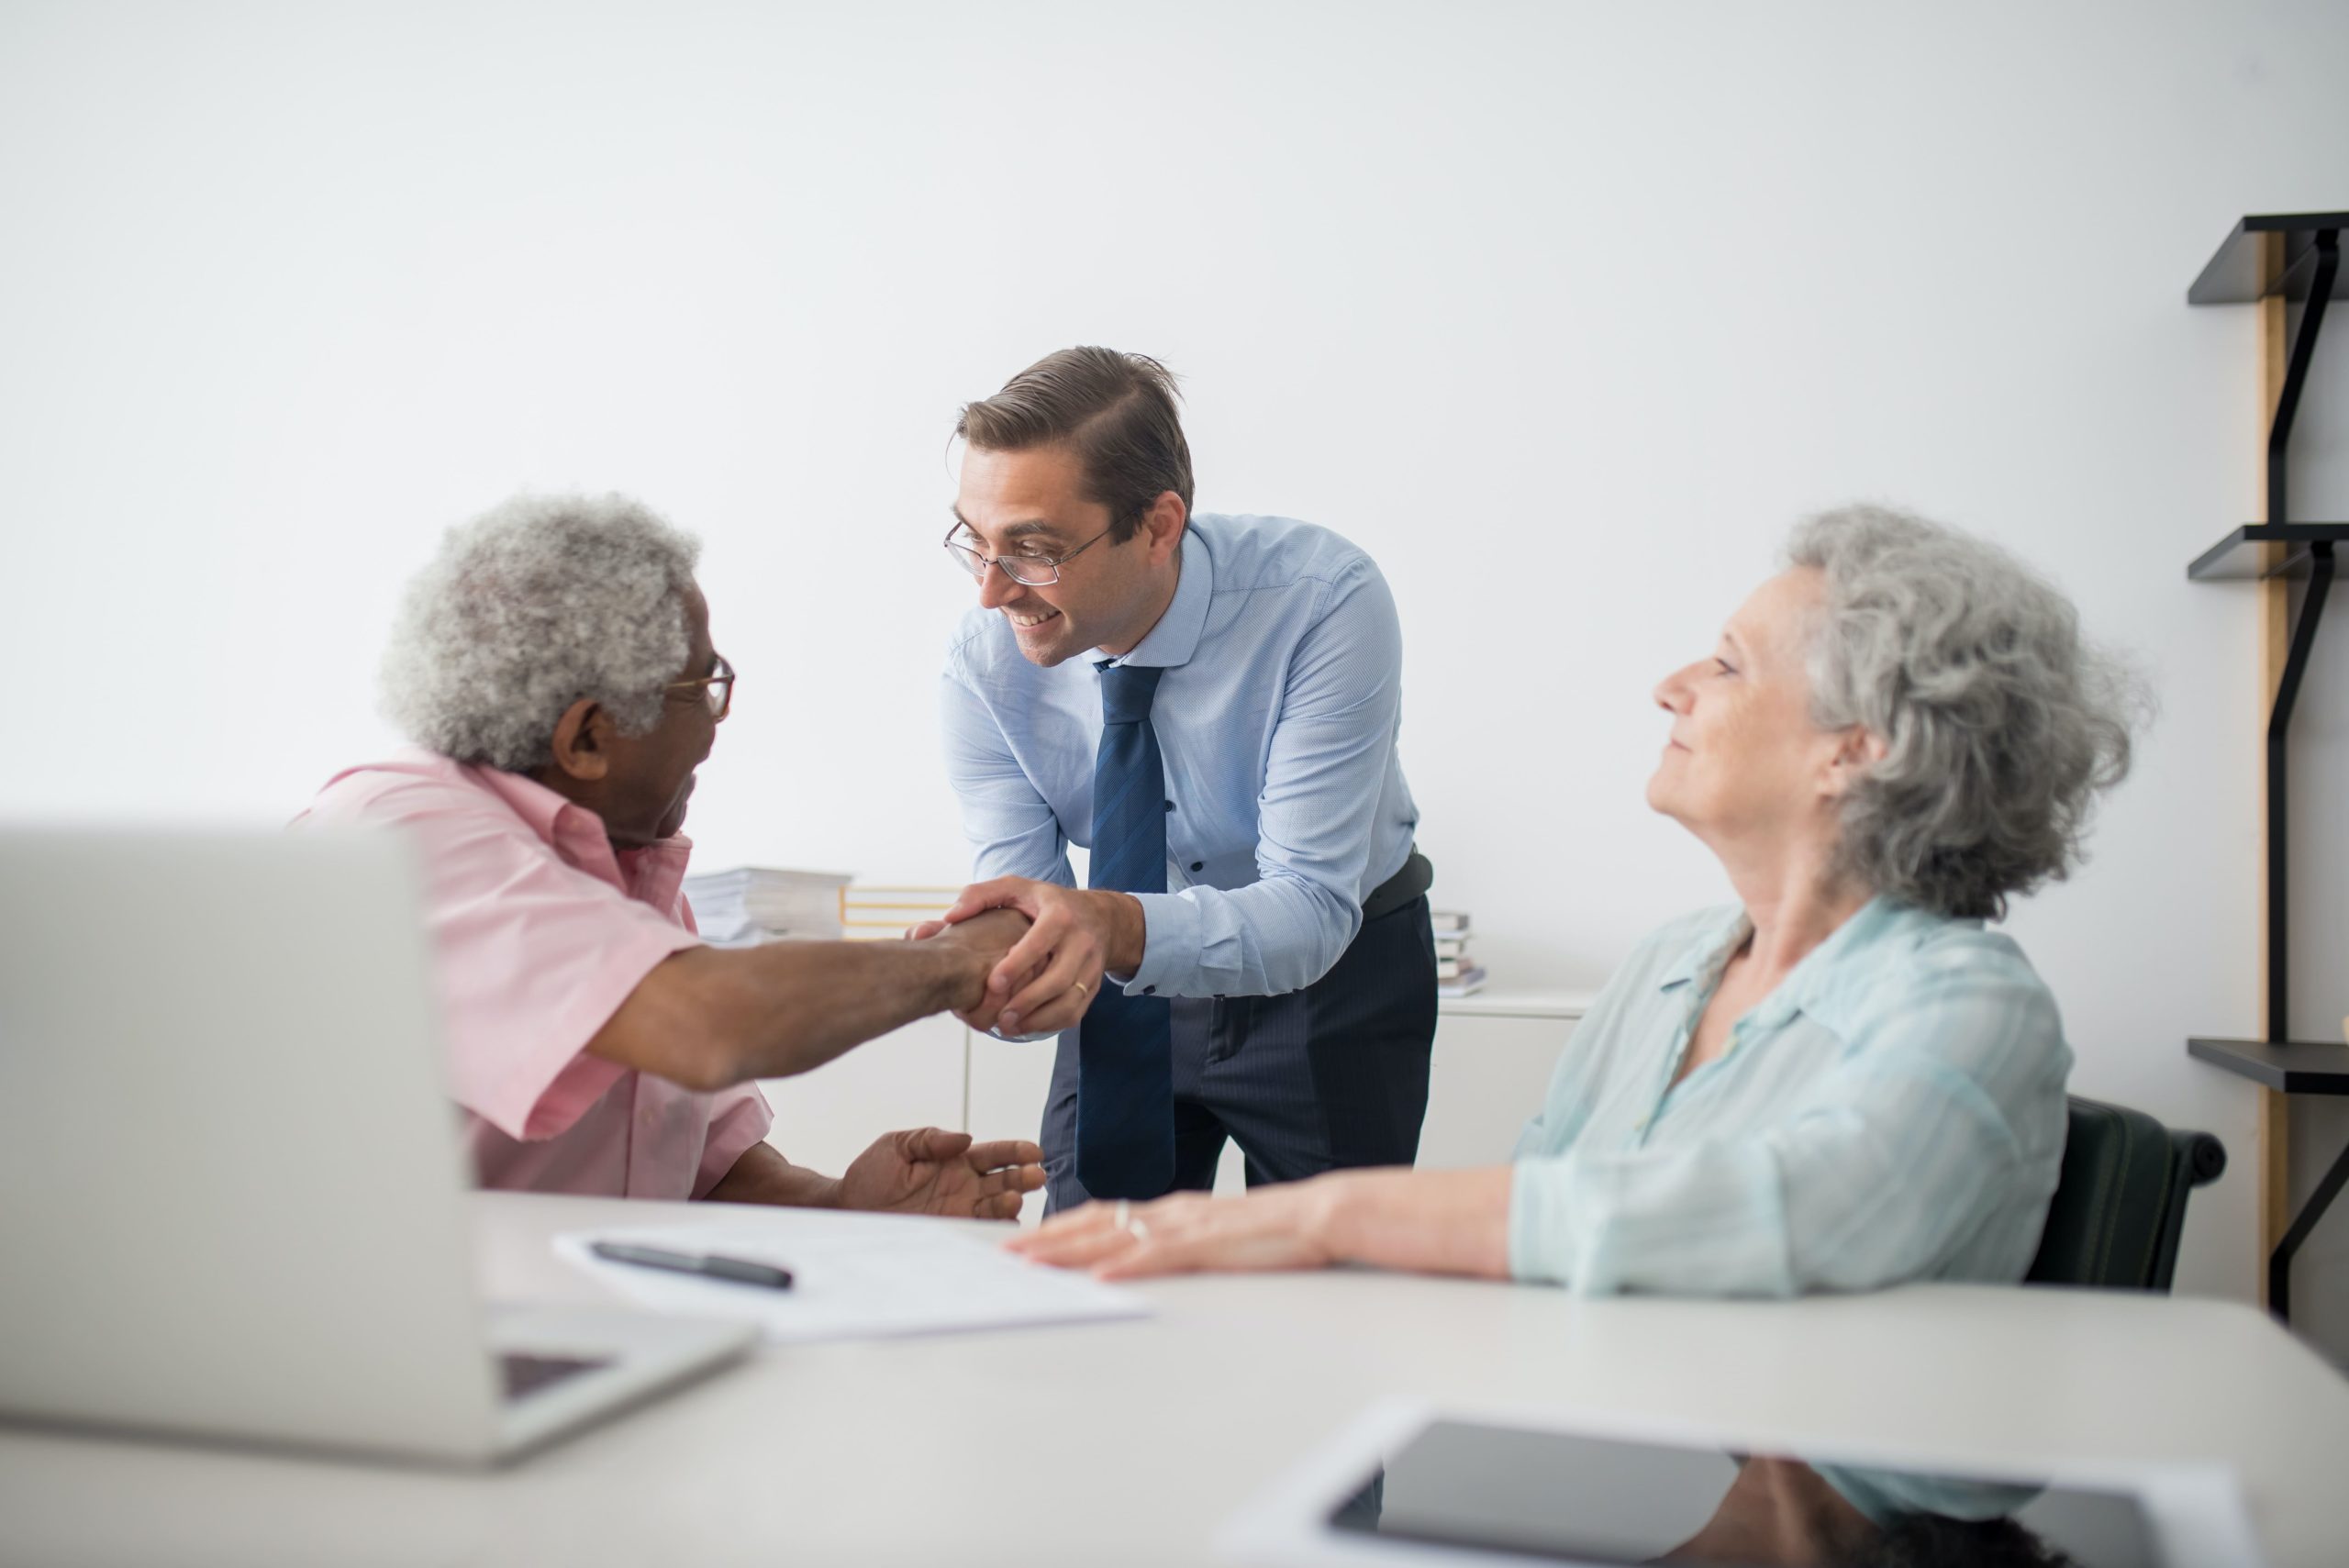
[[6, 1191, 2346, 1566]]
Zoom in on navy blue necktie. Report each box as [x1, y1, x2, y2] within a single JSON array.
[[1076, 661, 1175, 1198]]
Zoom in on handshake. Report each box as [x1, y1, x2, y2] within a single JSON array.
[[907, 875, 1142, 1039]]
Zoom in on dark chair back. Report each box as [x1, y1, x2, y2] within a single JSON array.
[[2026, 1095, 2226, 1292]]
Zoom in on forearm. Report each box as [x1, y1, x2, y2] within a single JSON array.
[[1313, 1166, 1514, 1279], [713, 940, 986, 1078], [702, 1140, 843, 1207], [1128, 874, 1354, 997], [587, 938, 984, 1090], [1091, 889, 1147, 975]]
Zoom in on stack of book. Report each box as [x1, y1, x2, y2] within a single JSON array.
[[1432, 910, 1486, 997], [841, 884, 962, 940], [681, 866, 852, 947]]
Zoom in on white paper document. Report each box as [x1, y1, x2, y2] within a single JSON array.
[[554, 1210, 1151, 1345]]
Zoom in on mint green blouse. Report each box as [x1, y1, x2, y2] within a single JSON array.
[[1508, 897, 2071, 1297]]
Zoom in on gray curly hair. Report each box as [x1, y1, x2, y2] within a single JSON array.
[[380, 493, 702, 773], [1789, 505, 2140, 921]]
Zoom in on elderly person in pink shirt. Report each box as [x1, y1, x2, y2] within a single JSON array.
[[298, 493, 1045, 1218]]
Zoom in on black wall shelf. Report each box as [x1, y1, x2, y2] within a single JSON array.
[[2185, 211, 2345, 1325], [2188, 523, 2349, 582], [2190, 212, 2349, 305], [2189, 1039, 2349, 1096]]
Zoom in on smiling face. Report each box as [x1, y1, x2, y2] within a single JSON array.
[[1646, 567, 1864, 850], [952, 443, 1185, 667]]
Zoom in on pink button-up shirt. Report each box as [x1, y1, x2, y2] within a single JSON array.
[[294, 749, 772, 1200]]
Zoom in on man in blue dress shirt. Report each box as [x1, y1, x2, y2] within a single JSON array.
[[933, 346, 1436, 1213]]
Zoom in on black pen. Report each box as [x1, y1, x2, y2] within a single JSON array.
[[590, 1240, 795, 1290]]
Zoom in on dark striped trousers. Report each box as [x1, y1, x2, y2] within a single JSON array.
[[1041, 895, 1439, 1212]]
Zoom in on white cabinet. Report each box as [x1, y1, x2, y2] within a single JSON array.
[[1419, 996, 1587, 1168], [757, 1013, 966, 1183], [961, 1030, 1103, 1220], [963, 1030, 1055, 1149]]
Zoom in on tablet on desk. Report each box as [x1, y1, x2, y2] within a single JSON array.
[[1217, 1399, 2263, 1568]]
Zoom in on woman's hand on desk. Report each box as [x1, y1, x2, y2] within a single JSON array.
[[1007, 1184, 1340, 1278], [1006, 1167, 1516, 1281]]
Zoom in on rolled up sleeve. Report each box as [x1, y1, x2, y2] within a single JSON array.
[[693, 1083, 777, 1198]]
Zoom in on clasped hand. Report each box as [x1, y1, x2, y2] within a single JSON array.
[[907, 906, 1045, 1032], [911, 877, 1133, 1037]]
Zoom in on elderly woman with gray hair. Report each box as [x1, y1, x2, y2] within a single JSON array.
[[1013, 506, 2138, 1296]]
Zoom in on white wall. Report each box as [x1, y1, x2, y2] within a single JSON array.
[[6, 2, 2348, 1349]]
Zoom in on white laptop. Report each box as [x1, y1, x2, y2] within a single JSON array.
[[0, 827, 754, 1465]]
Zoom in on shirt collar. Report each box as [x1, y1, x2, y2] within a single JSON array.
[[1653, 895, 1904, 1032], [1656, 905, 1751, 995], [1102, 526, 1209, 670], [1750, 895, 1899, 1030], [466, 759, 579, 842], [363, 747, 696, 896]]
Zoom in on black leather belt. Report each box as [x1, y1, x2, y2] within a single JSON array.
[[1360, 846, 1434, 922]]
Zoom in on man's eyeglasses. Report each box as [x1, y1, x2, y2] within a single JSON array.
[[664, 653, 735, 720], [944, 524, 1115, 587]]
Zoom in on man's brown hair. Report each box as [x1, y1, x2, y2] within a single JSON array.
[[955, 347, 1194, 542]]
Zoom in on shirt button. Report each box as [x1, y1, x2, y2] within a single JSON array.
[[1143, 985, 1157, 995], [1163, 800, 1175, 812], [1189, 861, 1204, 872]]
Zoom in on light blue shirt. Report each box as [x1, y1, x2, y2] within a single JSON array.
[[941, 514, 1419, 999], [1508, 897, 2072, 1298]]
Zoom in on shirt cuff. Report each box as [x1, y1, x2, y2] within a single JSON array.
[[1508, 1156, 1579, 1286], [693, 1083, 776, 1198], [1123, 892, 1200, 996]]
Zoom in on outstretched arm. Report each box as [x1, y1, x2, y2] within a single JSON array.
[[1006, 1165, 1513, 1279], [584, 909, 1033, 1092]]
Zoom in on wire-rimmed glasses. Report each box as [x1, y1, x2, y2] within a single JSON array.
[[943, 523, 1115, 586], [664, 653, 735, 720]]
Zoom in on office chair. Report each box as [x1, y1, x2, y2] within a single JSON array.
[[2025, 1095, 2226, 1292]]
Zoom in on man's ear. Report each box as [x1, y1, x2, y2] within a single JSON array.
[[1820, 726, 1888, 800], [547, 696, 613, 783], [1141, 490, 1187, 565]]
